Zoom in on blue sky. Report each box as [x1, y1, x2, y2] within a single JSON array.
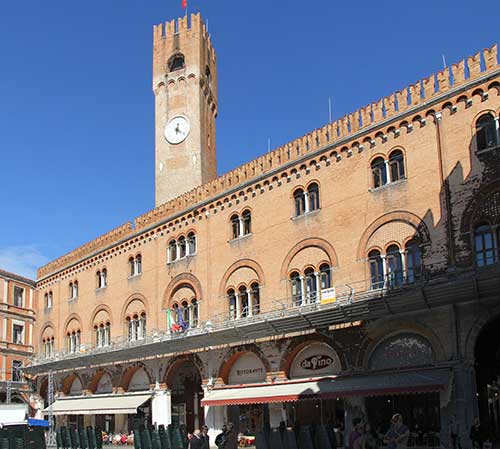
[[0, 0, 497, 278]]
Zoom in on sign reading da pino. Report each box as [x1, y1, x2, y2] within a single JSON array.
[[300, 354, 334, 371], [290, 343, 339, 378]]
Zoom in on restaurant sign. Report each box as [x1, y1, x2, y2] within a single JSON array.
[[300, 354, 334, 371]]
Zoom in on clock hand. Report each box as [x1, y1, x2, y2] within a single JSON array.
[[175, 124, 180, 134]]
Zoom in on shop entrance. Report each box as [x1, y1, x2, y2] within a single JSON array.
[[228, 404, 268, 435], [475, 315, 500, 441], [366, 393, 440, 441], [285, 398, 345, 427], [170, 360, 204, 432]]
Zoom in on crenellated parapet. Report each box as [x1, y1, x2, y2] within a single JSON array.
[[37, 222, 133, 279], [37, 43, 499, 280]]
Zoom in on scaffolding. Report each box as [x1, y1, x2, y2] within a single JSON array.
[[25, 261, 500, 376], [47, 371, 56, 447]]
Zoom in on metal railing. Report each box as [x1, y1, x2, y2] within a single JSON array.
[[27, 259, 500, 369]]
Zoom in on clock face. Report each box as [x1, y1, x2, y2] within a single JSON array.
[[165, 115, 190, 144]]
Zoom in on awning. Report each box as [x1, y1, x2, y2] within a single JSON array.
[[201, 369, 450, 406], [44, 393, 152, 415], [0, 404, 28, 425]]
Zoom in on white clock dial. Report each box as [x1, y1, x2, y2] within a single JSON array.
[[165, 115, 190, 144]]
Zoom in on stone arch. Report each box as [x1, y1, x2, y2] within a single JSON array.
[[218, 345, 271, 385], [356, 211, 430, 260], [120, 364, 153, 392], [280, 335, 345, 379], [460, 179, 500, 235], [362, 321, 443, 370], [280, 238, 338, 279], [463, 303, 500, 363], [40, 322, 55, 340], [88, 369, 114, 394], [62, 373, 84, 396], [63, 314, 83, 333], [163, 354, 205, 388], [163, 273, 203, 308], [121, 293, 149, 320], [90, 304, 113, 328], [219, 259, 265, 298]]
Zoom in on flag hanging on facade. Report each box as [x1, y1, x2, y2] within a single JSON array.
[[182, 0, 187, 9], [168, 308, 182, 333], [177, 306, 188, 330]]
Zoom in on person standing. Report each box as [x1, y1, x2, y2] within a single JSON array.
[[470, 418, 484, 449], [225, 423, 238, 449], [200, 425, 210, 449], [349, 419, 364, 449], [215, 424, 228, 449], [384, 414, 409, 449], [189, 429, 203, 449]]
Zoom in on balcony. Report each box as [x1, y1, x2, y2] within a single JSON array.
[[25, 261, 500, 375]]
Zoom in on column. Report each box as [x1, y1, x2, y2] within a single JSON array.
[[176, 242, 180, 261], [304, 192, 310, 213], [152, 387, 172, 427], [492, 224, 499, 261], [299, 276, 306, 305], [384, 159, 390, 183], [246, 289, 253, 317], [400, 249, 407, 282], [194, 392, 199, 429], [235, 294, 241, 319], [238, 217, 244, 238], [203, 386, 225, 446], [381, 255, 388, 288], [314, 272, 321, 303]]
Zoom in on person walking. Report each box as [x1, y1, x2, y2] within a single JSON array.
[[200, 425, 210, 449], [363, 423, 380, 449], [384, 414, 409, 449]]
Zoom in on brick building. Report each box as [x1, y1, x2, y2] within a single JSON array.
[[24, 12, 500, 447], [0, 269, 36, 407]]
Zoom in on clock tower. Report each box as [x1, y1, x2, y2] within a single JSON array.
[[153, 13, 217, 207]]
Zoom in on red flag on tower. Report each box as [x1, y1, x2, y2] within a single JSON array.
[[182, 0, 187, 9]]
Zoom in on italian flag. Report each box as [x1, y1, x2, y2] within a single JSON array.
[[167, 308, 182, 333]]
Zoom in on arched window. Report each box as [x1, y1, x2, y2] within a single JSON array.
[[239, 286, 249, 318], [474, 223, 498, 266], [369, 250, 384, 289], [97, 269, 107, 289], [250, 282, 260, 315], [290, 271, 303, 306], [386, 244, 403, 287], [231, 214, 240, 239], [406, 241, 422, 283], [319, 263, 331, 289], [139, 313, 146, 339], [168, 240, 177, 263], [205, 66, 211, 89], [105, 322, 111, 346], [129, 257, 135, 277], [389, 150, 405, 182], [227, 289, 237, 320], [178, 236, 186, 259], [191, 299, 199, 328], [45, 292, 53, 309], [187, 232, 197, 255], [304, 267, 318, 303], [135, 255, 142, 275], [476, 114, 499, 151], [67, 330, 81, 354], [242, 210, 252, 235], [181, 301, 190, 326], [308, 183, 320, 211], [294, 189, 306, 216], [168, 53, 185, 72], [371, 157, 387, 188]]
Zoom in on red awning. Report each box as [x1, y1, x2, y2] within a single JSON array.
[[201, 369, 450, 406]]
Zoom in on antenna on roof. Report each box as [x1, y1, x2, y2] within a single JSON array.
[[328, 98, 333, 123], [268, 138, 271, 153], [442, 54, 447, 69]]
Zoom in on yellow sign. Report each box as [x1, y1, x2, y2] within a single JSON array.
[[320, 288, 336, 304]]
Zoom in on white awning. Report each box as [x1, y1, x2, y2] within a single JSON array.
[[0, 404, 28, 425], [201, 369, 450, 406], [44, 393, 152, 416]]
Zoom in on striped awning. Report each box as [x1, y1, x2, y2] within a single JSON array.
[[201, 369, 449, 406], [44, 393, 152, 415]]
